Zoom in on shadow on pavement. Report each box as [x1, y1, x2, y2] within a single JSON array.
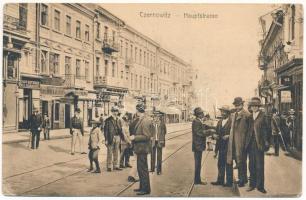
[[48, 145, 70, 154]]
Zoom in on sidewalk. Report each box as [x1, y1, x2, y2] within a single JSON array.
[[2, 122, 191, 144], [234, 148, 302, 197]]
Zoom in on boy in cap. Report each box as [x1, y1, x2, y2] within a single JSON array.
[[88, 120, 101, 173]]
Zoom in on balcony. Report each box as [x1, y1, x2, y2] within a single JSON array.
[[102, 38, 119, 54], [4, 14, 28, 35], [64, 74, 86, 88], [94, 76, 107, 86]]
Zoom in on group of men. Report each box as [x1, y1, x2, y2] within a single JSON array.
[[192, 96, 270, 194], [69, 103, 166, 196]]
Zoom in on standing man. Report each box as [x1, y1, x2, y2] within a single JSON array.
[[192, 107, 213, 185], [42, 113, 51, 140], [29, 107, 43, 149], [151, 113, 167, 175], [70, 108, 86, 155], [211, 105, 233, 187], [271, 108, 281, 156], [104, 106, 123, 171], [227, 97, 250, 187], [246, 97, 269, 193], [129, 104, 152, 195]]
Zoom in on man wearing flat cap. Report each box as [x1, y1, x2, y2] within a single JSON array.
[[129, 103, 152, 195], [192, 107, 214, 185], [211, 105, 233, 187], [246, 97, 269, 193], [70, 108, 85, 155], [227, 97, 250, 187], [104, 106, 124, 171]]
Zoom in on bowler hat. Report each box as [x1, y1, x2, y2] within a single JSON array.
[[218, 105, 231, 112], [194, 107, 204, 116], [75, 108, 81, 113], [288, 109, 295, 115], [248, 97, 262, 107], [111, 106, 119, 112], [233, 97, 244, 106], [136, 103, 145, 113]]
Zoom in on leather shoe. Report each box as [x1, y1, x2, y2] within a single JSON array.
[[257, 188, 267, 194], [92, 170, 101, 173], [137, 191, 150, 195], [133, 188, 142, 192], [246, 187, 255, 192], [211, 181, 224, 186], [126, 164, 132, 168], [107, 168, 112, 172], [223, 183, 232, 187], [114, 167, 122, 171], [194, 181, 207, 185], [87, 168, 93, 172], [157, 172, 161, 175]]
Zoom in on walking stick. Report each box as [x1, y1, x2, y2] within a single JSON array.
[[278, 132, 287, 152]]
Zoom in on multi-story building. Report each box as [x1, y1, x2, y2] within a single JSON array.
[[258, 4, 303, 150], [2, 3, 197, 132]]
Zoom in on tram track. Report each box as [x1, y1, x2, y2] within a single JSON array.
[[5, 127, 191, 195]]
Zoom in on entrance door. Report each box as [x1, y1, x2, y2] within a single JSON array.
[[88, 108, 92, 126], [65, 104, 71, 128], [42, 101, 48, 116]]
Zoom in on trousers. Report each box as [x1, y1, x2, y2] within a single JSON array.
[[107, 135, 120, 169], [71, 129, 84, 153], [194, 151, 203, 183], [137, 153, 151, 192], [217, 141, 233, 184], [89, 148, 100, 171], [247, 134, 265, 189], [151, 142, 163, 173], [31, 130, 41, 149]]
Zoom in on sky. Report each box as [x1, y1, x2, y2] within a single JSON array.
[[101, 3, 276, 113]]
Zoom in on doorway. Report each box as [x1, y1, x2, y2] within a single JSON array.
[[65, 104, 71, 128]]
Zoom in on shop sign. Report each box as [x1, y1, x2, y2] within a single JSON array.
[[281, 90, 292, 103], [41, 85, 65, 96], [19, 79, 40, 89]]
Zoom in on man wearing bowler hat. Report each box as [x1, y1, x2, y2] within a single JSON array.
[[211, 105, 233, 187], [227, 97, 250, 187], [246, 97, 269, 193], [29, 107, 43, 149], [129, 103, 152, 195], [104, 106, 124, 171], [192, 107, 214, 185]]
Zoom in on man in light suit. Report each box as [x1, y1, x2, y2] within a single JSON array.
[[246, 97, 269, 194]]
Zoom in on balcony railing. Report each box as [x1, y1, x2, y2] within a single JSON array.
[[102, 38, 119, 54], [4, 14, 28, 34], [94, 76, 107, 86], [64, 74, 86, 88]]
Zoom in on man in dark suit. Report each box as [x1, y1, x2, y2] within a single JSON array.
[[29, 107, 43, 149], [227, 97, 251, 187], [130, 103, 152, 195], [151, 113, 167, 175], [192, 107, 214, 185], [246, 97, 269, 194], [104, 106, 124, 171], [211, 105, 233, 187]]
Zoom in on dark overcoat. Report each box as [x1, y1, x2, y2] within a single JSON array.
[[246, 111, 269, 151], [215, 117, 231, 153], [153, 121, 167, 148], [104, 116, 123, 145], [134, 115, 152, 154], [227, 109, 251, 165], [192, 118, 208, 152]]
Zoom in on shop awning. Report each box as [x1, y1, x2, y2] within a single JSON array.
[[156, 106, 181, 115]]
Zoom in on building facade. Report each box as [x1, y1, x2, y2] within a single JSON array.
[[258, 4, 303, 151], [2, 3, 197, 133]]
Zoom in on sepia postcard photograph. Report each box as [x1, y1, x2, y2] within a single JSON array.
[[1, 1, 304, 198]]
